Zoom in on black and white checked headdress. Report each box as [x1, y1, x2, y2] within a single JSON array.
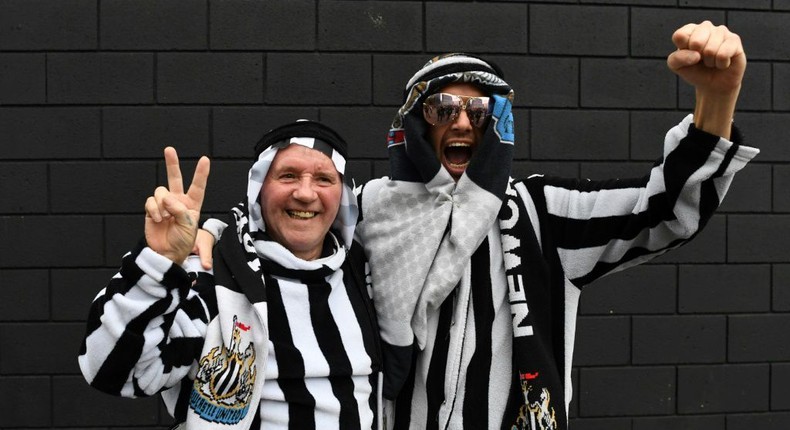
[[392, 53, 513, 129]]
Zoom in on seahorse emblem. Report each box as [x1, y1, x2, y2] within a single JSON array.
[[511, 372, 558, 430]]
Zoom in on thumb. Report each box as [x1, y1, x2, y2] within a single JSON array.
[[667, 49, 701, 72], [161, 195, 196, 228]]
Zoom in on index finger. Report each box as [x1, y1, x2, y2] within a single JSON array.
[[672, 22, 712, 50], [186, 156, 211, 211], [164, 146, 184, 194]]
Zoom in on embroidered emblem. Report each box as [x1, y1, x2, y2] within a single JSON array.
[[190, 315, 257, 424], [511, 371, 558, 430], [387, 129, 405, 147]]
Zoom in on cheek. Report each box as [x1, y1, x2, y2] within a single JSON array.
[[429, 125, 446, 157], [322, 188, 343, 219]]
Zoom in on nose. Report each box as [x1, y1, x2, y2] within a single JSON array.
[[292, 176, 318, 202], [451, 107, 474, 132]]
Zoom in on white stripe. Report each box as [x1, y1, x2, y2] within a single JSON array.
[[309, 378, 341, 430], [563, 280, 581, 419], [332, 150, 346, 174], [543, 173, 665, 220], [514, 181, 541, 247], [328, 271, 373, 374], [290, 136, 316, 148], [278, 279, 330, 376]]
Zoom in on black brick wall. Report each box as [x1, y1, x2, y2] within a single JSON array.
[[0, 1, 787, 428]]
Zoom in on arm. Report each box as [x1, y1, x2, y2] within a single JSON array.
[[78, 244, 215, 397], [79, 147, 213, 397], [528, 22, 755, 287], [528, 115, 758, 288]]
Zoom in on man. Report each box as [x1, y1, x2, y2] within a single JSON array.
[[353, 21, 758, 430], [196, 21, 757, 430], [78, 121, 384, 430]]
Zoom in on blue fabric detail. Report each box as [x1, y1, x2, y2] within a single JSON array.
[[492, 94, 514, 144]]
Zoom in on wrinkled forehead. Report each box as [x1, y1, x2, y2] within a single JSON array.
[[270, 137, 346, 175]]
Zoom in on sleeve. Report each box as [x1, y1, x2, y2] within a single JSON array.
[[77, 239, 217, 398], [202, 217, 228, 242], [526, 114, 759, 288]]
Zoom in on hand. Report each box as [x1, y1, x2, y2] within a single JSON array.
[[668, 21, 745, 95], [193, 229, 217, 270], [667, 21, 745, 138], [144, 147, 210, 264]]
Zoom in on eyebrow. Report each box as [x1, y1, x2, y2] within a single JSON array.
[[271, 163, 339, 178]]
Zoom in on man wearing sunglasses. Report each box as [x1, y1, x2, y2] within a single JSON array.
[[195, 21, 757, 430], [352, 20, 758, 430]]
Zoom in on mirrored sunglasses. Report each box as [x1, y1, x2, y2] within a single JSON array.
[[422, 93, 492, 128]]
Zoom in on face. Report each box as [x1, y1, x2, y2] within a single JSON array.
[[260, 144, 343, 261], [427, 82, 487, 181]]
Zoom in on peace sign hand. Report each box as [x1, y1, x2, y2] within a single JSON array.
[[144, 147, 211, 264]]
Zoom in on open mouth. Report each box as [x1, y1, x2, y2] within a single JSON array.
[[287, 210, 317, 219], [444, 142, 472, 168]]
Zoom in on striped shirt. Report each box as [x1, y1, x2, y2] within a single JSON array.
[[78, 239, 382, 430]]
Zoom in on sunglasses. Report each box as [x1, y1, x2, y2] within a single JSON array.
[[422, 93, 492, 128]]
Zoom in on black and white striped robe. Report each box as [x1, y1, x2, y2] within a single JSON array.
[[357, 115, 758, 429], [78, 235, 382, 430]]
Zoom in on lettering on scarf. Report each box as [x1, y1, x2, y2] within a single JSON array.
[[501, 194, 534, 338], [508, 274, 534, 337]]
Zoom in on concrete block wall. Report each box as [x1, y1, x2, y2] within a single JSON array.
[[1, 0, 788, 428]]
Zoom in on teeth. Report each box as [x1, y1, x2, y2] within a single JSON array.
[[288, 210, 316, 219], [448, 142, 470, 147], [448, 161, 469, 168]]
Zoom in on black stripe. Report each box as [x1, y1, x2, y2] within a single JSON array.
[[91, 294, 174, 395], [343, 244, 383, 426], [344, 242, 381, 372], [465, 125, 514, 200], [425, 289, 455, 430], [161, 262, 192, 292], [266, 278, 315, 429], [216, 228, 267, 303], [311, 138, 337, 161], [463, 240, 494, 430], [159, 335, 204, 373], [250, 404, 262, 430], [173, 377, 192, 421], [215, 358, 239, 396], [663, 128, 718, 206], [546, 190, 675, 250], [393, 352, 417, 430], [307, 280, 359, 430], [80, 276, 129, 355], [571, 236, 688, 286], [117, 239, 148, 292]]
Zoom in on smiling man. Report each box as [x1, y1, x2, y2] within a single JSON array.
[[78, 121, 384, 430], [355, 21, 759, 430]]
